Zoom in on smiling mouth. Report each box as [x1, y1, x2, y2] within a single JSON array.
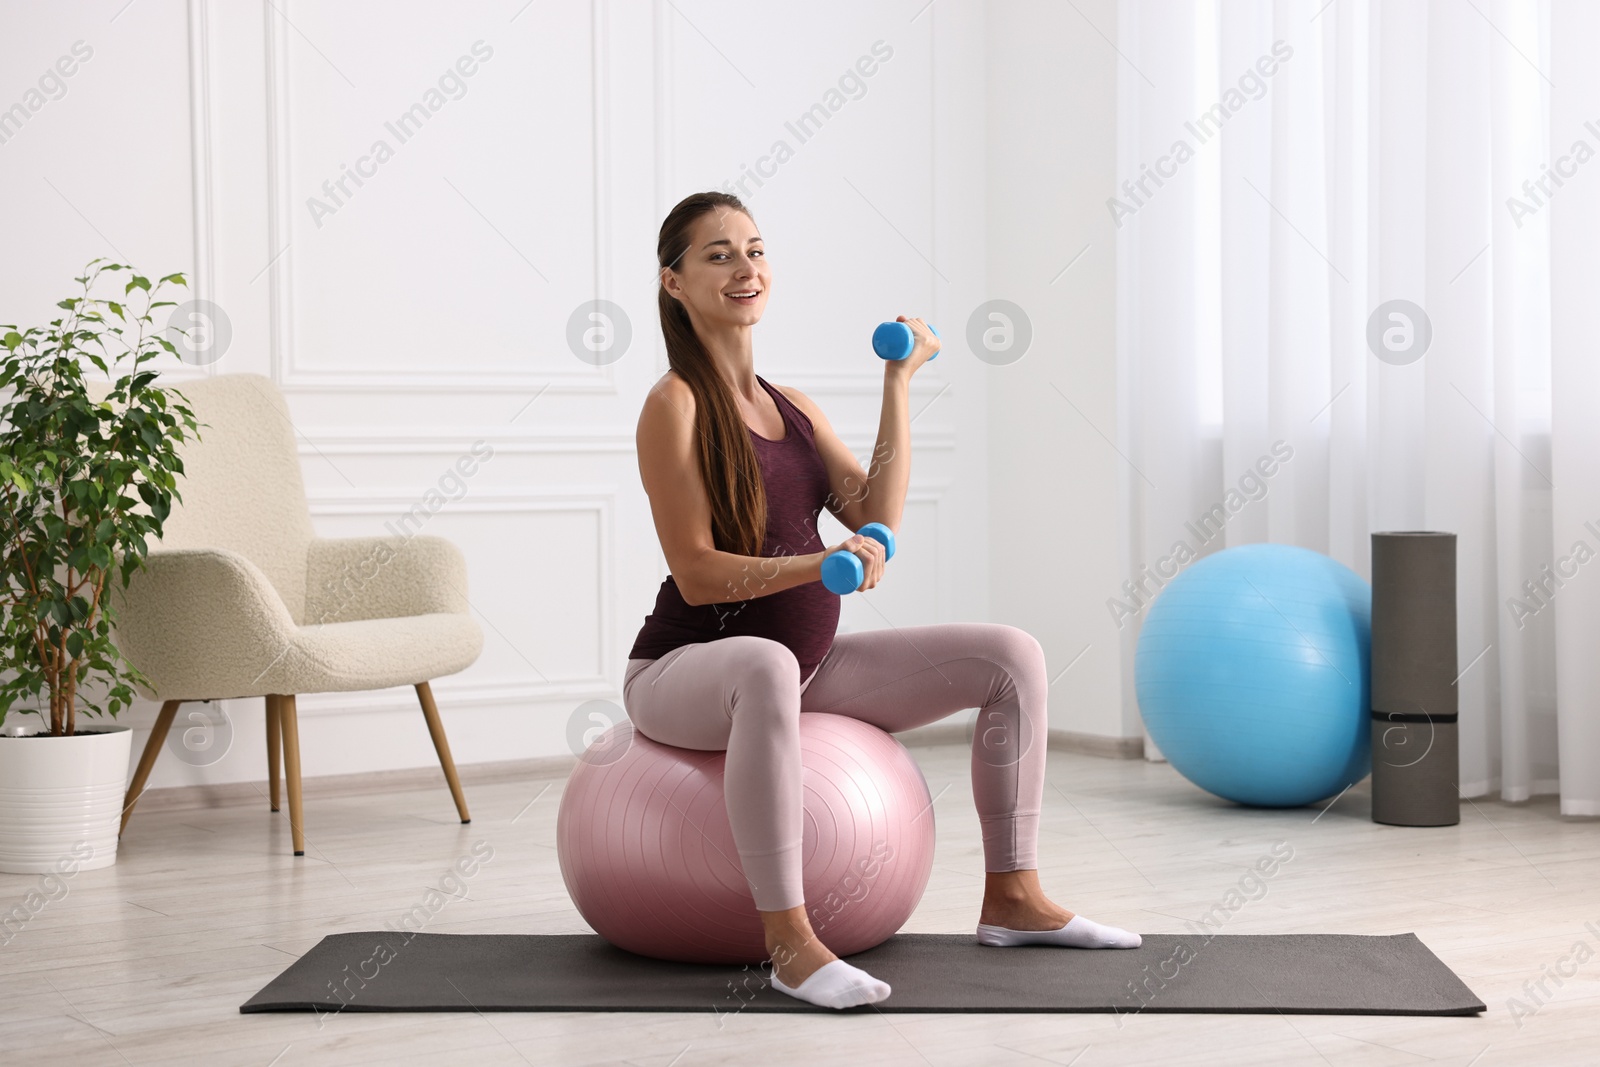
[[725, 289, 762, 304]]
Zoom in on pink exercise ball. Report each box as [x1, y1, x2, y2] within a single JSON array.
[[557, 712, 936, 964]]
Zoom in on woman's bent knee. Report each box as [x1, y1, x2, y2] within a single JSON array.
[[724, 636, 802, 686], [721, 637, 802, 718], [991, 624, 1046, 679]]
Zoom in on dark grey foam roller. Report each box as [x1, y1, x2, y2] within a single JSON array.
[[1370, 532, 1460, 827]]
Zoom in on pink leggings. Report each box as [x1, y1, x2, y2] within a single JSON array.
[[622, 622, 1048, 912]]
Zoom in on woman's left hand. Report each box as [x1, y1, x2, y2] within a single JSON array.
[[889, 315, 940, 376]]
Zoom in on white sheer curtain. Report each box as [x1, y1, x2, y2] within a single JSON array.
[[1113, 0, 1600, 815]]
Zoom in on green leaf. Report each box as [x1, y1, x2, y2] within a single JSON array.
[[3, 331, 21, 350]]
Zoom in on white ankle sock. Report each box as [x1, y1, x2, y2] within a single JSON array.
[[770, 958, 891, 1009], [976, 913, 1141, 949]]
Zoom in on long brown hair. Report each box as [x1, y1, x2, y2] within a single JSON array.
[[657, 191, 766, 557]]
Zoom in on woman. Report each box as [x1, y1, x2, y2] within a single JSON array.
[[624, 191, 1139, 1010]]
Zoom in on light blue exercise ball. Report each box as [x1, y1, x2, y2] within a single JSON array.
[[1134, 543, 1372, 807]]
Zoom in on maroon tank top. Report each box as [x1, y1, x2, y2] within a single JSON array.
[[628, 375, 840, 680]]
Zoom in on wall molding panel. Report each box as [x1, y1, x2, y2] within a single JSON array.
[[306, 488, 616, 698], [184, 0, 217, 364], [262, 0, 619, 396]]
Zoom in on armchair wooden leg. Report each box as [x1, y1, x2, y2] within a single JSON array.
[[278, 694, 306, 856], [121, 700, 182, 837], [265, 694, 282, 813], [415, 681, 471, 824]]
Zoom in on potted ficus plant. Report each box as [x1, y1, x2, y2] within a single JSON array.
[[0, 259, 200, 873]]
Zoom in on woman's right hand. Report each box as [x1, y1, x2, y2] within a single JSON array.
[[823, 533, 888, 591]]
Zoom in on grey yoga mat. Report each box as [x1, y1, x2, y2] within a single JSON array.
[[1370, 532, 1461, 827], [240, 931, 1486, 1016]]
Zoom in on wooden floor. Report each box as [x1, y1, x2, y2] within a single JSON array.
[[4, 740, 1598, 1067]]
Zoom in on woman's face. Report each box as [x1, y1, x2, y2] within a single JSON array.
[[662, 208, 769, 329]]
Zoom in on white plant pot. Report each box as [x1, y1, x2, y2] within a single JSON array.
[[0, 724, 132, 874]]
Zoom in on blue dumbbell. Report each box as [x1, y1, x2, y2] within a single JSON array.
[[872, 321, 940, 362], [821, 522, 897, 595]]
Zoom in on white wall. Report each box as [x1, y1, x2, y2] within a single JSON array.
[[0, 0, 1023, 790], [985, 0, 1137, 742]]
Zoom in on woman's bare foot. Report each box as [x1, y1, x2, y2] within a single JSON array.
[[978, 869, 1076, 930]]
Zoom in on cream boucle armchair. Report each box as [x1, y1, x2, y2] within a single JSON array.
[[110, 373, 482, 855]]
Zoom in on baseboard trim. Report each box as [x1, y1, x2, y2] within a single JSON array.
[[894, 723, 1145, 759], [126, 727, 1145, 815], [127, 755, 576, 817], [1052, 727, 1146, 760]]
